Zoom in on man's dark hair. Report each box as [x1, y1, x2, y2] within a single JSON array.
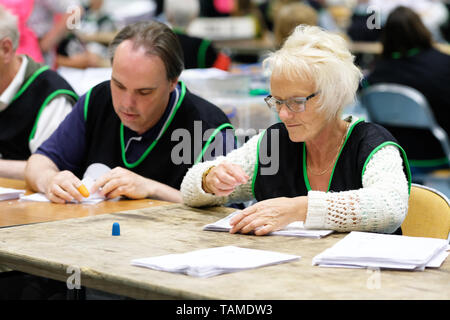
[[109, 20, 184, 80]]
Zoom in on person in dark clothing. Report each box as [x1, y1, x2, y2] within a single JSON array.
[[365, 6, 450, 174], [25, 20, 234, 204], [0, 5, 77, 179], [164, 0, 230, 70]]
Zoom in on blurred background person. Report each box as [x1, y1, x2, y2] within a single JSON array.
[[164, 0, 230, 70], [26, 0, 84, 68], [0, 0, 44, 62], [273, 2, 318, 48], [365, 6, 450, 176], [55, 0, 115, 69]]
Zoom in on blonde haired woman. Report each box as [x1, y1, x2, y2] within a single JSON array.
[[181, 25, 411, 235]]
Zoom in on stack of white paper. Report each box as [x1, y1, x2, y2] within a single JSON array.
[[131, 246, 300, 278], [0, 187, 25, 201], [312, 231, 449, 271], [203, 211, 333, 238]]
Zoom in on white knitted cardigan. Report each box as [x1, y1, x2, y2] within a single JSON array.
[[180, 117, 410, 233]]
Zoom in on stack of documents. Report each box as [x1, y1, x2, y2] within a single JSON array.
[[203, 211, 333, 238], [0, 187, 25, 201], [312, 231, 449, 271], [131, 246, 300, 278]]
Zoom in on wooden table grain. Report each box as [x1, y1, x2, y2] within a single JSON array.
[[0, 203, 448, 300], [0, 178, 171, 228]]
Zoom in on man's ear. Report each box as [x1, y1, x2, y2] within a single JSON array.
[[0, 37, 15, 64], [169, 76, 179, 91]]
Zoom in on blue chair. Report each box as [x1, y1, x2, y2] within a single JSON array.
[[359, 83, 450, 196]]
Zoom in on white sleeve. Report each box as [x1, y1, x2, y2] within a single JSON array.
[[304, 145, 410, 233], [181, 132, 262, 207], [29, 96, 74, 153]]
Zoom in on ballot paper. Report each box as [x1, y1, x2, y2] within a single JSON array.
[[131, 246, 300, 278], [203, 211, 333, 238], [312, 231, 449, 271], [20, 163, 112, 204], [0, 187, 25, 201]]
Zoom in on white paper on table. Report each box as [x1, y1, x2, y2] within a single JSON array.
[[312, 231, 449, 270], [203, 211, 333, 238], [131, 246, 300, 278], [0, 187, 25, 201], [19, 163, 114, 204]]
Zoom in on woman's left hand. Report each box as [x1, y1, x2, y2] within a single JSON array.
[[229, 196, 308, 236]]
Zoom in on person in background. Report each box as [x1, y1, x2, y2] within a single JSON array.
[[0, 5, 77, 179], [25, 20, 234, 204], [164, 0, 230, 70], [26, 0, 84, 68], [181, 25, 411, 236], [0, 0, 44, 62], [273, 2, 318, 48], [365, 6, 450, 176], [55, 0, 115, 69]]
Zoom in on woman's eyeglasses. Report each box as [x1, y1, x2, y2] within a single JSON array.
[[264, 92, 319, 113]]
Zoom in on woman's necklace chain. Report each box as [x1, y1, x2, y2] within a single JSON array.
[[307, 122, 350, 176]]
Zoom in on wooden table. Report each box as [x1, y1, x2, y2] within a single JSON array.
[[0, 178, 170, 228], [0, 203, 448, 300]]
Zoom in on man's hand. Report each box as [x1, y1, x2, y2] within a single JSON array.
[[45, 170, 86, 203]]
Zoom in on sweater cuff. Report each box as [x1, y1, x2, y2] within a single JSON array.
[[304, 190, 328, 229]]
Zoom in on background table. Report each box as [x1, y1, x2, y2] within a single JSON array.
[[0, 203, 448, 300]]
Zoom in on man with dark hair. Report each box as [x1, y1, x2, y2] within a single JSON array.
[[25, 20, 234, 203], [0, 5, 77, 179]]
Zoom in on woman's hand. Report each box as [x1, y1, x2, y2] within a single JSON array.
[[203, 162, 249, 196], [229, 196, 308, 235]]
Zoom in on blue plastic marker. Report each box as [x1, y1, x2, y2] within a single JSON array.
[[112, 222, 120, 236]]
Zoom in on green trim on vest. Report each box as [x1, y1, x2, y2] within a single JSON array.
[[392, 47, 421, 59], [84, 87, 93, 122], [361, 141, 412, 195], [28, 89, 78, 141], [409, 157, 449, 167], [120, 81, 187, 169], [252, 130, 267, 198], [10, 66, 50, 104], [303, 118, 365, 192], [194, 123, 235, 165], [198, 39, 211, 68]]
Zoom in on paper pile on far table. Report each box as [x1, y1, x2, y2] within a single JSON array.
[[312, 231, 449, 271], [131, 246, 300, 278]]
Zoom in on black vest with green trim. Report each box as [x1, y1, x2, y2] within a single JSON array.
[[253, 120, 411, 234], [0, 61, 78, 160], [83, 81, 232, 189]]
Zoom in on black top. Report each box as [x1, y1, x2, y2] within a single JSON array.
[[0, 58, 77, 160], [175, 32, 218, 69], [82, 81, 232, 189], [366, 48, 450, 163], [253, 120, 411, 234]]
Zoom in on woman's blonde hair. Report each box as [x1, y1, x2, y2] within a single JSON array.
[[263, 25, 362, 120]]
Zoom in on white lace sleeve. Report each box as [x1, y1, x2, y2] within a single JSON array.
[[180, 133, 262, 207], [304, 145, 409, 233]]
